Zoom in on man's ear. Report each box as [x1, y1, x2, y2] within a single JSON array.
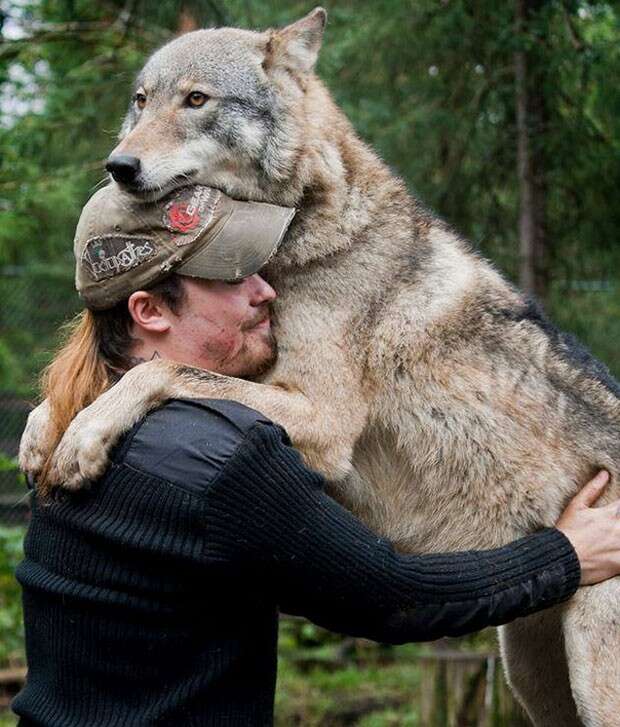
[[263, 7, 327, 75], [127, 291, 172, 334]]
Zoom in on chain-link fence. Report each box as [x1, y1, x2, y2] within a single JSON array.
[[0, 266, 80, 525]]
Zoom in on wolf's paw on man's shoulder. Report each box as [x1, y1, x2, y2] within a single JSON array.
[[18, 399, 54, 481], [18, 398, 119, 491], [20, 361, 178, 490], [46, 415, 112, 490]]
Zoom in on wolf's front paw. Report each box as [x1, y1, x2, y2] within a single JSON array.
[[18, 399, 54, 480], [48, 415, 116, 490]]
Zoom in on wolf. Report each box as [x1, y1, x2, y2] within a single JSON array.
[[19, 8, 620, 726]]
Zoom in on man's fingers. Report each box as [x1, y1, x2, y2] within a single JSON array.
[[570, 470, 610, 509]]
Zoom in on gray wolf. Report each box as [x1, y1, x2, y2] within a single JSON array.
[[20, 8, 620, 726]]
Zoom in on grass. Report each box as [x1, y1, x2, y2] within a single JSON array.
[[275, 662, 422, 725], [275, 638, 424, 725]]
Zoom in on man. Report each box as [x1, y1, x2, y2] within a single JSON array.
[[13, 183, 620, 726]]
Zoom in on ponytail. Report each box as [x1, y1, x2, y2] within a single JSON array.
[[36, 274, 186, 493], [38, 310, 117, 491]]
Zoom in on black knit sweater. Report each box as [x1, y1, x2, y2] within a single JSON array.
[[13, 399, 581, 726]]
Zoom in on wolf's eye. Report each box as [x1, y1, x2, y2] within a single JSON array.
[[134, 93, 147, 110], [187, 91, 209, 108]]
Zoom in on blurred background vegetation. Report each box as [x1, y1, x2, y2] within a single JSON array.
[[0, 0, 618, 724]]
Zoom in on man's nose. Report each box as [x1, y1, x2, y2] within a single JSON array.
[[106, 154, 141, 185], [249, 274, 277, 304]]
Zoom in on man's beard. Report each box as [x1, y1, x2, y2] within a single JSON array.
[[235, 304, 278, 379], [244, 328, 278, 379]]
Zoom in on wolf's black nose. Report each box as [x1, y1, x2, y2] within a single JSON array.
[[106, 155, 141, 185]]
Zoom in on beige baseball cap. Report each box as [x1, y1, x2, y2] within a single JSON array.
[[74, 184, 296, 310]]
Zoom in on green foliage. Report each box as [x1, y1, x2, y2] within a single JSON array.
[[276, 618, 423, 725], [0, 453, 19, 475], [0, 341, 19, 392], [0, 269, 79, 396], [0, 451, 25, 498], [550, 280, 620, 378], [0, 526, 25, 668], [274, 621, 517, 725]]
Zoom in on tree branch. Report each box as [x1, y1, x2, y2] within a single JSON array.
[[0, 21, 112, 60], [0, 0, 149, 61], [560, 1, 587, 53]]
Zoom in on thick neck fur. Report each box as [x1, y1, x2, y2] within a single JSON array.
[[271, 75, 411, 269]]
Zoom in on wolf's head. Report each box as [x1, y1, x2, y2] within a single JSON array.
[[106, 8, 329, 206]]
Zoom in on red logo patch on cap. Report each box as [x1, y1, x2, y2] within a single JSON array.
[[165, 202, 201, 233], [162, 186, 220, 244]]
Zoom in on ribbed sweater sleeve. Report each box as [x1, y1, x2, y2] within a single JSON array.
[[204, 422, 581, 644]]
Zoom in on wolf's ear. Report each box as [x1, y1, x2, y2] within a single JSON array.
[[264, 7, 327, 74]]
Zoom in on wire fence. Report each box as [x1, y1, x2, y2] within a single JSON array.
[[0, 266, 79, 525]]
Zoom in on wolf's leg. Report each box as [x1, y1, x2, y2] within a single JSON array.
[[500, 609, 581, 727], [41, 359, 360, 489], [562, 578, 620, 727]]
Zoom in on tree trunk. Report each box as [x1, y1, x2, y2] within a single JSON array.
[[177, 5, 199, 34], [515, 0, 549, 302]]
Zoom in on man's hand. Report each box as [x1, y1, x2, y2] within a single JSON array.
[[556, 470, 620, 586]]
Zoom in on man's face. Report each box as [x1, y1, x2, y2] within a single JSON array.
[[166, 274, 278, 378]]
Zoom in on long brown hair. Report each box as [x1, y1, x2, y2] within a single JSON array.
[[38, 275, 186, 491]]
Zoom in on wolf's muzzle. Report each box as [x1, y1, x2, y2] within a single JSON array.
[[106, 154, 141, 185]]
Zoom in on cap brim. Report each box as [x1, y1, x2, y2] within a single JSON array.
[[176, 199, 295, 281]]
